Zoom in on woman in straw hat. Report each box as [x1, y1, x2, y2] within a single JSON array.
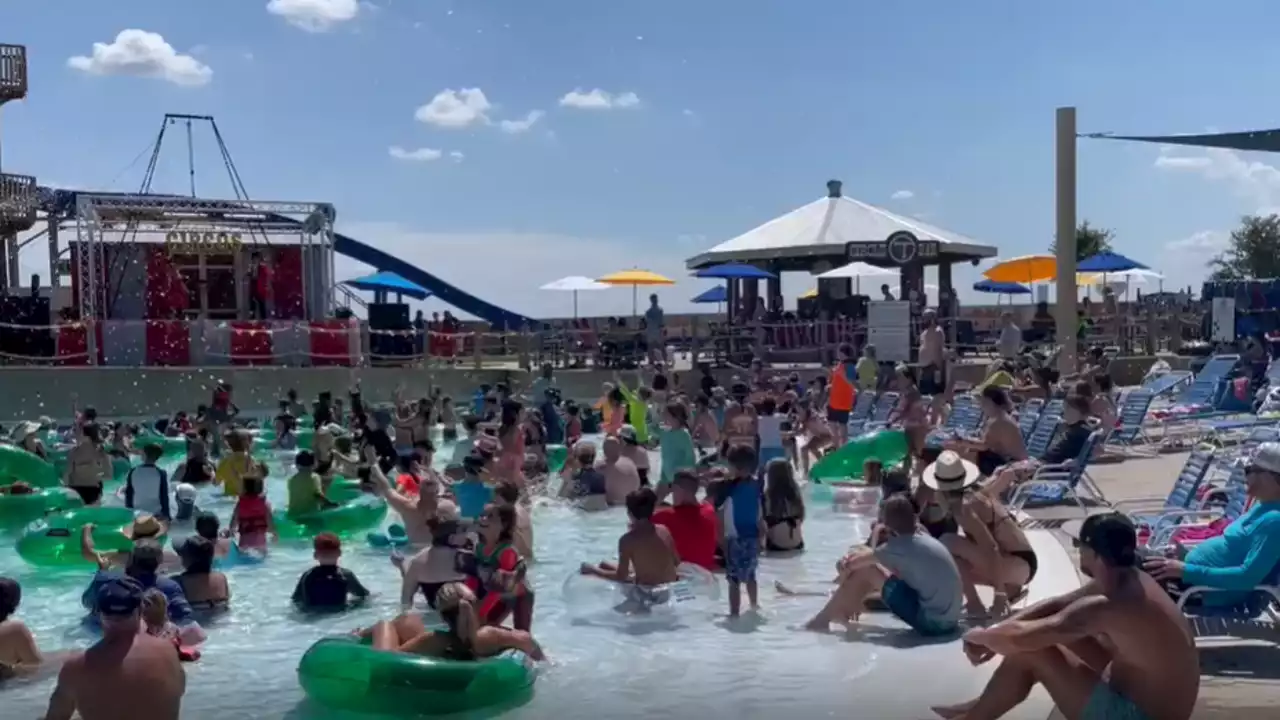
[[922, 449, 1037, 618]]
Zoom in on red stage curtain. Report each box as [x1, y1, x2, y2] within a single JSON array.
[[146, 320, 191, 366], [229, 321, 273, 365], [308, 319, 353, 366], [273, 247, 305, 319], [56, 323, 89, 366]]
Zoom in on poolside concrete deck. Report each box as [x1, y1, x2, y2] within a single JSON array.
[[1023, 452, 1280, 720]]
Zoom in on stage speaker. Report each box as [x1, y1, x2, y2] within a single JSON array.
[[0, 295, 53, 361], [367, 302, 413, 366]]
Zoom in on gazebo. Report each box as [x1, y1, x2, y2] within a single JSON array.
[[685, 179, 998, 318]]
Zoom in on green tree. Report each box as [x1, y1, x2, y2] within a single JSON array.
[[1210, 213, 1280, 280], [1049, 220, 1115, 261]]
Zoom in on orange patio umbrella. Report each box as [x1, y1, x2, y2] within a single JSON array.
[[597, 269, 676, 314], [983, 255, 1057, 285]]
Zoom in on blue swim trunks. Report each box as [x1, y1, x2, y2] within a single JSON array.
[[1082, 683, 1148, 720], [881, 577, 957, 637], [724, 536, 759, 584]]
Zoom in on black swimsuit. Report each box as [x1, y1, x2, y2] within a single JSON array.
[[982, 502, 1038, 582]]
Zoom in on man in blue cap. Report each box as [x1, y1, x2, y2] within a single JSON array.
[[81, 543, 193, 626], [42, 576, 186, 720]]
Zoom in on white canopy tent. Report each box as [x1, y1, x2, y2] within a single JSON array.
[[816, 261, 899, 294]]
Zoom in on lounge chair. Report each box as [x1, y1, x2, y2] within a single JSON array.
[[1008, 429, 1107, 514], [842, 391, 877, 435], [1111, 446, 1216, 538], [924, 395, 982, 449], [1147, 462, 1253, 551], [1105, 390, 1157, 455], [1023, 417, 1061, 460], [1140, 370, 1193, 398], [860, 391, 900, 434]]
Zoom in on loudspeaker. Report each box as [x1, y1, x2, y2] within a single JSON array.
[[0, 295, 53, 361], [367, 302, 413, 366]]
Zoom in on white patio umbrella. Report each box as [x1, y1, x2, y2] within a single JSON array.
[[540, 275, 611, 318], [816, 261, 900, 294]]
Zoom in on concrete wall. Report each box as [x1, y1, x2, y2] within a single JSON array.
[[0, 355, 1171, 422]]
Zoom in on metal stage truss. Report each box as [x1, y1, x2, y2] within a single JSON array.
[[74, 193, 337, 360]]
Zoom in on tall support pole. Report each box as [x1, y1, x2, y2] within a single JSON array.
[[1054, 107, 1078, 373]]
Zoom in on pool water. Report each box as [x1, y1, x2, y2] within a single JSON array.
[[1, 437, 1010, 719]]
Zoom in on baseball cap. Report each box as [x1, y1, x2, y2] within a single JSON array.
[[1072, 513, 1137, 568], [95, 576, 145, 616], [1246, 442, 1280, 475]]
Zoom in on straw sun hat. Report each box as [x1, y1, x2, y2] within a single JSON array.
[[922, 450, 981, 493]]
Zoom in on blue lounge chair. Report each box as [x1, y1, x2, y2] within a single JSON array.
[[1024, 417, 1061, 459], [1140, 370, 1193, 397], [1170, 354, 1239, 408], [1009, 429, 1107, 513], [1112, 446, 1216, 534], [844, 391, 877, 434], [857, 391, 899, 435], [1016, 400, 1044, 442], [925, 395, 982, 449], [1106, 390, 1157, 454], [1147, 462, 1252, 550]]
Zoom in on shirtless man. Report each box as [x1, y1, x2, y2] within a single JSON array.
[[580, 487, 681, 611], [932, 513, 1198, 720], [599, 436, 641, 506], [0, 576, 42, 678], [43, 576, 186, 720]]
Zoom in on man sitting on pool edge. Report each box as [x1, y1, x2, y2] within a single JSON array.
[[580, 487, 682, 611]]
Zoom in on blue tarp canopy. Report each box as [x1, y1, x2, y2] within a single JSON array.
[[692, 285, 728, 303], [973, 279, 1031, 295], [693, 263, 776, 280], [342, 271, 432, 301], [1077, 251, 1148, 273]]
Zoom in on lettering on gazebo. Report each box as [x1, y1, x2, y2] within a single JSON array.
[[846, 231, 939, 266]]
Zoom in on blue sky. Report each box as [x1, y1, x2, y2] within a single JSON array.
[[4, 0, 1280, 318]]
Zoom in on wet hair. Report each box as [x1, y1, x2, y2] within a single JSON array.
[[313, 532, 341, 554], [881, 495, 918, 535], [195, 512, 220, 540], [881, 467, 912, 498], [626, 487, 659, 520], [1076, 513, 1137, 568], [243, 475, 264, 497], [141, 443, 164, 463], [499, 400, 523, 432], [179, 535, 215, 574], [494, 480, 520, 505], [0, 576, 20, 623], [665, 402, 690, 429], [725, 443, 758, 474], [127, 544, 164, 576], [484, 503, 517, 544], [295, 450, 316, 469], [225, 430, 249, 454], [82, 422, 103, 444], [764, 459, 804, 521], [980, 385, 1012, 411], [435, 582, 480, 653]]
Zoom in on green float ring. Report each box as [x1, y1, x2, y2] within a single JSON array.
[[808, 428, 909, 482], [297, 636, 536, 716], [0, 487, 84, 529], [0, 445, 60, 488], [546, 444, 569, 473], [15, 506, 161, 567], [274, 482, 387, 539]]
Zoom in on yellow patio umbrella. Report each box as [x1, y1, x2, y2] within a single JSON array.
[[597, 269, 676, 314], [983, 254, 1057, 285], [799, 288, 818, 300]]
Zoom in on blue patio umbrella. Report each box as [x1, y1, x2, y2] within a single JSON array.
[[692, 285, 728, 304], [342, 271, 432, 301], [693, 263, 776, 280], [1077, 251, 1149, 273], [973, 279, 1032, 295]]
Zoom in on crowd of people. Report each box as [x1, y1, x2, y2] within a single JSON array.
[[2, 332, 1278, 719]]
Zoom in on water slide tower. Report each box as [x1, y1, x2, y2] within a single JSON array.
[[0, 44, 37, 289]]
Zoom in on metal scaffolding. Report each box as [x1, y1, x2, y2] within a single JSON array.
[[1, 43, 36, 289]]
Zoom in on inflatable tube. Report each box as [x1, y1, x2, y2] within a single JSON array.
[[546, 444, 569, 474], [561, 563, 721, 627], [16, 507, 161, 567], [253, 428, 314, 450], [0, 445, 60, 488], [274, 482, 387, 539], [0, 487, 84, 528], [298, 636, 536, 715], [367, 524, 409, 549], [134, 431, 187, 457], [808, 429, 908, 482]]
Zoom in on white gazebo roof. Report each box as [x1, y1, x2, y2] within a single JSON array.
[[686, 180, 999, 269]]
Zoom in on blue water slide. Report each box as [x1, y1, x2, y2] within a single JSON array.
[[332, 232, 534, 329]]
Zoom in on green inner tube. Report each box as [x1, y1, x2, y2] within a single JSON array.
[[252, 428, 314, 452], [0, 445, 59, 488], [808, 429, 909, 482], [274, 482, 387, 539], [297, 636, 536, 716], [546, 444, 569, 473], [47, 455, 133, 486], [134, 430, 187, 456], [15, 506, 157, 567], [0, 487, 84, 528]]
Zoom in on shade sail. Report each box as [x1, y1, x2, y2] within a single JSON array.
[[692, 286, 728, 303], [1077, 251, 1149, 273], [597, 270, 676, 286], [983, 255, 1056, 284], [342, 271, 432, 301], [1083, 129, 1280, 153], [974, 279, 1031, 295], [693, 263, 775, 280]]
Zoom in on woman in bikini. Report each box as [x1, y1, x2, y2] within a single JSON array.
[[173, 536, 231, 614], [494, 400, 527, 485], [944, 385, 1027, 477], [63, 423, 112, 506], [762, 459, 805, 552], [923, 454, 1037, 617], [361, 583, 544, 661], [888, 365, 929, 474]]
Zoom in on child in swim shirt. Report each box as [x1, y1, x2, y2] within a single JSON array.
[[229, 476, 276, 553], [451, 454, 494, 522], [656, 403, 698, 499]]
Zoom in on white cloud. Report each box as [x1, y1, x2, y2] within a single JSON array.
[[1166, 230, 1228, 253], [415, 88, 492, 129], [890, 189, 914, 200], [498, 110, 545, 134], [388, 146, 443, 162], [333, 222, 698, 318], [558, 89, 642, 110], [266, 0, 360, 32], [448, 151, 465, 162], [67, 30, 212, 87], [1154, 147, 1280, 214]]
